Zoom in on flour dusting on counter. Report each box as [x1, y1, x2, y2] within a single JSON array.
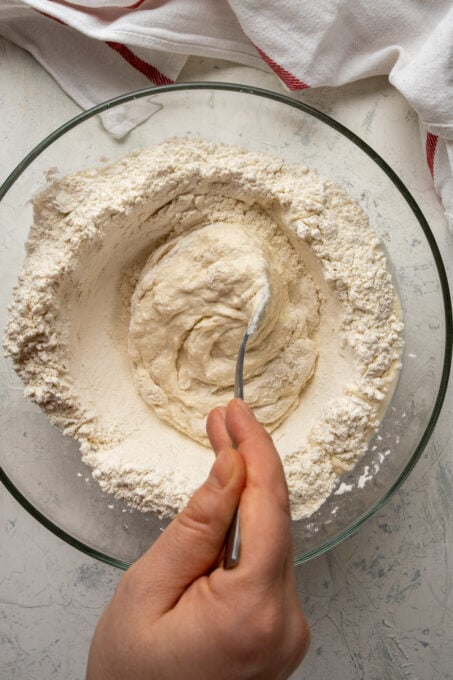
[[3, 138, 403, 519]]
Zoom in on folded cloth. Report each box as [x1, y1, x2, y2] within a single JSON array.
[[1, 0, 452, 230]]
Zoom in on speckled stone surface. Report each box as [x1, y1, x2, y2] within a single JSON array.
[[1, 37, 452, 680]]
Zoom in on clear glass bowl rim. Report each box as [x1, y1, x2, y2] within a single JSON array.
[[0, 82, 451, 570]]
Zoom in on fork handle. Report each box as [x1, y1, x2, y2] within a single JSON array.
[[224, 507, 241, 569], [223, 331, 250, 569], [234, 331, 250, 400]]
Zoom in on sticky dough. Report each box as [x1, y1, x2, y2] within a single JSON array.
[[129, 218, 320, 443]]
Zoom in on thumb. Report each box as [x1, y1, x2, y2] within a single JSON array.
[[132, 422, 246, 614]]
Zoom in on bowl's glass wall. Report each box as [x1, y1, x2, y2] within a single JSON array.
[[0, 86, 450, 567]]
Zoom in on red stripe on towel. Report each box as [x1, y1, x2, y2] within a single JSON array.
[[127, 0, 147, 8], [426, 133, 439, 178], [37, 10, 67, 25], [253, 44, 309, 90], [37, 11, 172, 87], [105, 42, 174, 85]]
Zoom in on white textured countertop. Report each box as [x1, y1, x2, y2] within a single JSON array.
[[1, 37, 452, 679]]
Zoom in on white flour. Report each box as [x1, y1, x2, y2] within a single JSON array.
[[3, 138, 403, 520]]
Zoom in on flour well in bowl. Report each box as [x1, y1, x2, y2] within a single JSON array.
[[3, 138, 403, 519]]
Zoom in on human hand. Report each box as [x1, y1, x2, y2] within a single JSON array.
[[86, 399, 310, 680]]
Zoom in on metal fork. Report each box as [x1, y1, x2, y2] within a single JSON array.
[[223, 329, 250, 569]]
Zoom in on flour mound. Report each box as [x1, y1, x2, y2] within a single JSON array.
[[3, 138, 403, 520]]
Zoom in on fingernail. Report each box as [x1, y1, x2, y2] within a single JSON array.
[[235, 399, 254, 417], [207, 449, 234, 489]]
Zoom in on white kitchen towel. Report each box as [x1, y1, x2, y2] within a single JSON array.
[[1, 0, 452, 231]]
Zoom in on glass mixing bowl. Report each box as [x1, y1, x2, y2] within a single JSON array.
[[0, 84, 451, 568]]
